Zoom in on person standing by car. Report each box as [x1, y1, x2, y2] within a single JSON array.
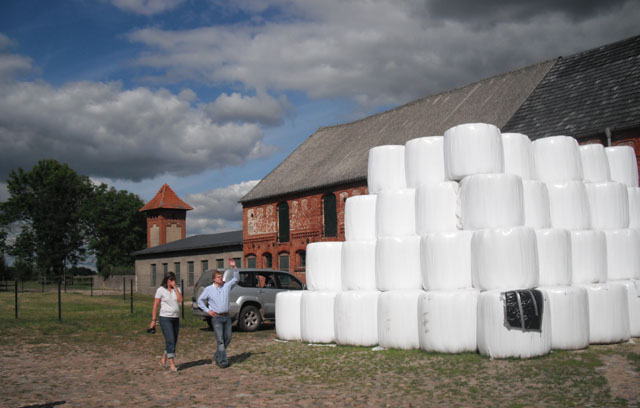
[[150, 272, 183, 373], [197, 259, 240, 368]]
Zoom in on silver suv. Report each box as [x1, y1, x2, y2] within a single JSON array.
[[191, 268, 305, 332]]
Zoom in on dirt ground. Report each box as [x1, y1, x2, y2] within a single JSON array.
[[3, 327, 640, 408]]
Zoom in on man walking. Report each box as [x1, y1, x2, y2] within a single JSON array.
[[197, 258, 240, 368]]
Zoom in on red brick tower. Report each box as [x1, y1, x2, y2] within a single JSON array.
[[139, 184, 193, 248]]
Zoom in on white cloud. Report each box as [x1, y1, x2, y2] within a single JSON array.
[[127, 0, 640, 107], [185, 180, 259, 235], [205, 91, 292, 126], [0, 54, 32, 82], [0, 78, 276, 181], [109, 0, 186, 15]]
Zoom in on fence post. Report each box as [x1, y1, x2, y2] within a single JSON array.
[[123, 277, 126, 300], [21, 280, 24, 293], [58, 280, 62, 321], [15, 280, 18, 319], [130, 279, 133, 314], [90, 278, 93, 297], [181, 279, 184, 319], [42, 278, 44, 292]]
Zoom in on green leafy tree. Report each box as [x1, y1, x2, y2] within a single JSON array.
[[1, 160, 93, 280], [85, 184, 146, 278]]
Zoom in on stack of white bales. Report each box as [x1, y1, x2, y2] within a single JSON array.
[[409, 136, 478, 354], [334, 193, 379, 347], [447, 124, 551, 359], [369, 144, 423, 350], [534, 137, 629, 345], [591, 145, 638, 338], [514, 136, 589, 350]]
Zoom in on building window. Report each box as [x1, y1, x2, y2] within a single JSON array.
[[279, 252, 289, 272], [246, 254, 256, 268], [162, 263, 168, 277], [297, 250, 306, 268], [277, 201, 290, 242], [323, 193, 337, 237], [174, 262, 181, 284], [151, 264, 157, 286], [263, 253, 273, 269], [233, 257, 241, 268], [188, 261, 194, 286], [217, 258, 224, 269], [202, 260, 208, 276]]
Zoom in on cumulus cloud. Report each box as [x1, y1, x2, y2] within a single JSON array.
[[185, 180, 259, 235], [109, 0, 186, 15], [127, 0, 640, 107], [0, 78, 276, 181], [205, 91, 292, 126]]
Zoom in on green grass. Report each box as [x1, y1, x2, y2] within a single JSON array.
[[0, 291, 204, 345], [2, 291, 638, 406]]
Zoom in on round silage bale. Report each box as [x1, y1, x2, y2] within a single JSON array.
[[334, 290, 380, 347], [275, 291, 303, 341], [443, 123, 504, 181]]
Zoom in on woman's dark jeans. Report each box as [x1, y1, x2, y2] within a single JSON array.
[[159, 316, 180, 358]]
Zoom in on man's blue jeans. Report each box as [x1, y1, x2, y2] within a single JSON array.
[[158, 316, 179, 359], [212, 315, 232, 366]]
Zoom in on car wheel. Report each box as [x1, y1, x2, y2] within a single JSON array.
[[238, 305, 262, 332]]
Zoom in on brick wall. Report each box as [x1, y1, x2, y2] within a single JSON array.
[[145, 209, 187, 248], [242, 182, 368, 282]]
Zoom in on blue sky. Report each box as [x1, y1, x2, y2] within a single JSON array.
[[1, 0, 639, 237]]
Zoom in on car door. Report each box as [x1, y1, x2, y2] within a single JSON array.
[[257, 271, 279, 318]]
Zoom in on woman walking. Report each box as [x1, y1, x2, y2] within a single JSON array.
[[149, 272, 182, 372]]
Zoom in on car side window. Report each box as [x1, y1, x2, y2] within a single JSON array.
[[238, 272, 254, 288], [262, 273, 276, 289], [277, 273, 302, 290]]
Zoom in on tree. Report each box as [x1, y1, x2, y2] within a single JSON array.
[[85, 183, 146, 278], [1, 160, 93, 280]]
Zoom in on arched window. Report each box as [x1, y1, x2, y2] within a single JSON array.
[[278, 202, 290, 242], [263, 253, 273, 269], [246, 254, 256, 268], [323, 193, 337, 237], [278, 252, 289, 272]]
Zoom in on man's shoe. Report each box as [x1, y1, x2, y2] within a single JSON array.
[[219, 362, 229, 368]]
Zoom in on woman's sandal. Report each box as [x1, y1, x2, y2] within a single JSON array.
[[159, 360, 167, 369], [169, 366, 178, 373]]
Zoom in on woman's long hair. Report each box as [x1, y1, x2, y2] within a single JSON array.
[[161, 272, 177, 289]]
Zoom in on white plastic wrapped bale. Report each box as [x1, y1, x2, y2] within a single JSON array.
[[628, 187, 640, 229], [344, 194, 377, 241], [376, 235, 422, 291], [577, 282, 630, 344], [604, 229, 640, 280], [334, 290, 380, 347], [535, 229, 572, 286], [420, 231, 473, 290], [300, 290, 338, 344], [532, 136, 584, 183], [477, 289, 551, 359], [341, 240, 377, 291], [570, 230, 607, 284], [443, 123, 504, 181], [368, 145, 407, 194], [377, 290, 422, 350], [579, 144, 611, 182], [585, 181, 629, 230], [275, 291, 302, 341], [415, 181, 459, 235], [471, 227, 539, 291], [605, 145, 639, 188], [306, 242, 343, 291], [459, 174, 524, 230], [405, 136, 446, 188], [501, 133, 535, 180], [547, 181, 591, 230], [418, 288, 478, 353], [522, 181, 551, 228], [539, 286, 589, 350], [376, 188, 416, 237], [616, 280, 640, 337]]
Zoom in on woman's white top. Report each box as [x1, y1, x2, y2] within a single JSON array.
[[155, 286, 181, 318]]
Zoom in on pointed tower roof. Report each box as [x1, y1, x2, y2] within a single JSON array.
[[139, 183, 193, 212]]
